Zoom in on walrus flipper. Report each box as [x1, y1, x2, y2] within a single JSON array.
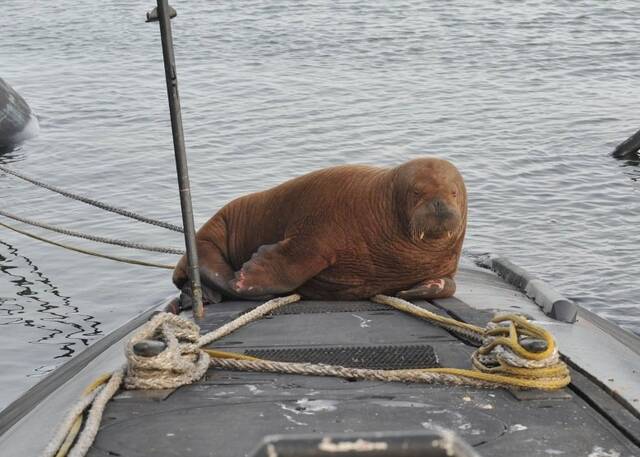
[[396, 277, 456, 300], [173, 239, 241, 304], [231, 238, 331, 298]]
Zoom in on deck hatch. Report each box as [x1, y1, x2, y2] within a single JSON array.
[[244, 344, 439, 370]]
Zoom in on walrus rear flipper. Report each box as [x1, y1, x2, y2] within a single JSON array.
[[396, 277, 456, 300], [231, 237, 331, 298]]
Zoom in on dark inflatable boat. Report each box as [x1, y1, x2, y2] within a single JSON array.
[[0, 77, 39, 148]]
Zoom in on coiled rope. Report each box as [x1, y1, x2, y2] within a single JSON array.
[[0, 208, 185, 255], [46, 294, 570, 457], [0, 164, 184, 233]]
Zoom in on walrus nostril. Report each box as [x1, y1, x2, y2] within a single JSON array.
[[432, 199, 446, 215]]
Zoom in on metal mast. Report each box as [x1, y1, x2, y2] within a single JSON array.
[[147, 0, 204, 319]]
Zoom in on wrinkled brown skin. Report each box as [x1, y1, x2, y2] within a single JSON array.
[[173, 157, 467, 304]]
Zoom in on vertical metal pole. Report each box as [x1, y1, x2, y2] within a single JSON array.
[[155, 0, 204, 319]]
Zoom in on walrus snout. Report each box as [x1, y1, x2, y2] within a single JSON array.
[[431, 199, 451, 218], [411, 199, 461, 240]]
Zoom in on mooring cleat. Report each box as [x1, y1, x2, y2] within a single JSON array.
[[519, 337, 548, 353], [133, 339, 167, 357]]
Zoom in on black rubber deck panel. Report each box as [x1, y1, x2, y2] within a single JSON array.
[[268, 301, 390, 315], [245, 344, 439, 370]]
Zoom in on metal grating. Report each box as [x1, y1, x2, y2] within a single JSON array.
[[268, 301, 390, 315], [245, 344, 439, 370]]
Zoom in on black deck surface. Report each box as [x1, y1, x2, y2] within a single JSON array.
[[88, 300, 640, 457]]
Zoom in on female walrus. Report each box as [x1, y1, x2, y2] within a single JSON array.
[[173, 157, 467, 306]]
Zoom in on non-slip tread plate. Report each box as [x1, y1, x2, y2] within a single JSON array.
[[244, 344, 439, 370], [267, 301, 390, 315]]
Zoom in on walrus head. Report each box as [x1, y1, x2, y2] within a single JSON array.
[[393, 157, 467, 243]]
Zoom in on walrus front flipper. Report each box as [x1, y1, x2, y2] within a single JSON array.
[[231, 238, 331, 298], [173, 239, 240, 304], [396, 277, 456, 300]]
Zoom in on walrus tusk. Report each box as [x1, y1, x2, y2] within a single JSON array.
[[420, 232, 425, 240]]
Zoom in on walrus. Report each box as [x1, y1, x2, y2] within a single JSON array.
[[173, 157, 467, 307]]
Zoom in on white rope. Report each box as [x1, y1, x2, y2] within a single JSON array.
[[197, 294, 301, 346], [123, 294, 301, 390], [124, 313, 210, 390], [41, 387, 102, 457], [67, 368, 124, 457], [208, 358, 492, 388]]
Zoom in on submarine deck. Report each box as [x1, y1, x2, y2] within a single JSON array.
[[1, 259, 639, 456], [84, 262, 640, 457]]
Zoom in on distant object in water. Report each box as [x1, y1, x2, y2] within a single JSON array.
[[611, 127, 640, 160], [0, 77, 39, 148]]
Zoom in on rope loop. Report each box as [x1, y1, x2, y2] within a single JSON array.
[[468, 314, 567, 388], [482, 314, 555, 361], [122, 295, 301, 390], [370, 295, 569, 389], [124, 313, 210, 390]]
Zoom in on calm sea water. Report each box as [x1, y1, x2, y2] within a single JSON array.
[[0, 1, 638, 410]]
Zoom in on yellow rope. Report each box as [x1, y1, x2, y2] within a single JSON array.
[[406, 367, 569, 390], [371, 294, 485, 335], [480, 314, 555, 361], [81, 373, 112, 395], [203, 348, 260, 361], [54, 415, 82, 457]]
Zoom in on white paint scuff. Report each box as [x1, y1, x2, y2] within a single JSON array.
[[246, 384, 263, 394], [278, 399, 338, 417], [351, 314, 372, 328], [283, 414, 308, 427], [297, 398, 338, 413], [587, 447, 621, 457], [318, 437, 388, 453], [509, 424, 528, 432]]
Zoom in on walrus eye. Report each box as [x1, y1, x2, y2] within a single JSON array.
[[452, 190, 458, 198]]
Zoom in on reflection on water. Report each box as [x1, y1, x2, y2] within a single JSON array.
[[0, 146, 25, 166], [0, 241, 101, 402], [618, 158, 639, 193]]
